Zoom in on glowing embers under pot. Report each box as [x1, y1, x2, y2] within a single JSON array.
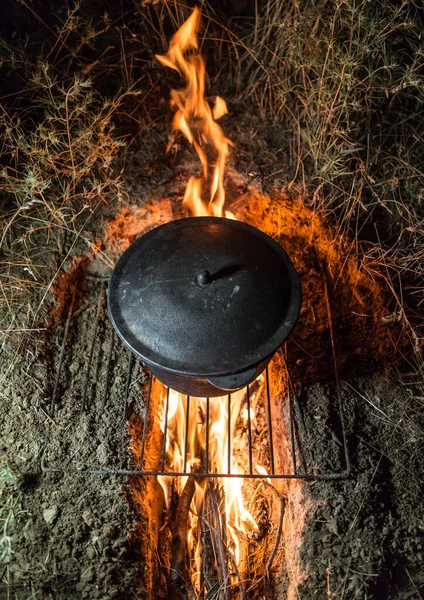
[[108, 217, 301, 397]]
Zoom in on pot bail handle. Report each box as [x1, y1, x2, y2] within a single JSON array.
[[207, 367, 257, 392]]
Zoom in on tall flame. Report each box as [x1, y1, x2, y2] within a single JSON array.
[[156, 8, 233, 218]]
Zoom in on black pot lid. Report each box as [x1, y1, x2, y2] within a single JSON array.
[[108, 217, 301, 378]]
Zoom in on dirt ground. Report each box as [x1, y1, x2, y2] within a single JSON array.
[[0, 280, 139, 599], [1, 145, 423, 600], [296, 375, 424, 599]]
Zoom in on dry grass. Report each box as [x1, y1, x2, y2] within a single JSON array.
[[0, 19, 137, 344], [0, 0, 422, 372], [227, 0, 424, 373]]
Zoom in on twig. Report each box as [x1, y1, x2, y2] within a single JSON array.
[[326, 558, 332, 599], [238, 534, 250, 600], [405, 568, 423, 600]]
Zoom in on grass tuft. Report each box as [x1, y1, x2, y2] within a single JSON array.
[[0, 60, 134, 342]]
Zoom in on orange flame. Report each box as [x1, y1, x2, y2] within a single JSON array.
[[157, 385, 259, 572], [156, 8, 233, 218]]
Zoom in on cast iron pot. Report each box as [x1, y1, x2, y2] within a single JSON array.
[[108, 217, 301, 397]]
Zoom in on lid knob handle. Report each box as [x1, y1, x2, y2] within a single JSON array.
[[195, 269, 212, 287]]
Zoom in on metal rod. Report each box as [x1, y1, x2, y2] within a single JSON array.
[[265, 368, 275, 475], [292, 388, 312, 471], [323, 275, 351, 476], [284, 344, 297, 475], [183, 395, 190, 474], [139, 374, 153, 470], [100, 328, 115, 415], [122, 350, 134, 423], [284, 345, 298, 475], [288, 383, 297, 475], [81, 284, 105, 413], [205, 397, 210, 473], [227, 394, 231, 475], [246, 385, 253, 475], [161, 387, 170, 472], [45, 288, 352, 482], [50, 285, 77, 416], [41, 460, 351, 480]]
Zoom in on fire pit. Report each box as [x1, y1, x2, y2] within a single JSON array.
[[108, 216, 301, 397]]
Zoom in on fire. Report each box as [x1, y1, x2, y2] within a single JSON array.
[[158, 385, 259, 569], [153, 373, 273, 593], [156, 7, 233, 218], [154, 8, 266, 593]]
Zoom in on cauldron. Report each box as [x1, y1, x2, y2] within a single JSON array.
[[108, 217, 301, 397]]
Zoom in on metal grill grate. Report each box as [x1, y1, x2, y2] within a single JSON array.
[[42, 281, 350, 480]]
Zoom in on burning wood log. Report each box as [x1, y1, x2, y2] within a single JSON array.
[[238, 535, 250, 599], [169, 474, 196, 598]]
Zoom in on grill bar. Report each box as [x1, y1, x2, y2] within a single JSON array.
[[42, 281, 351, 481], [265, 369, 275, 476], [161, 387, 170, 472], [50, 285, 77, 416], [246, 385, 253, 476], [183, 395, 190, 474], [205, 397, 210, 473], [139, 373, 152, 471], [288, 383, 297, 475], [123, 351, 134, 422], [41, 462, 350, 480], [81, 284, 105, 413], [227, 394, 231, 476], [100, 328, 115, 415]]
